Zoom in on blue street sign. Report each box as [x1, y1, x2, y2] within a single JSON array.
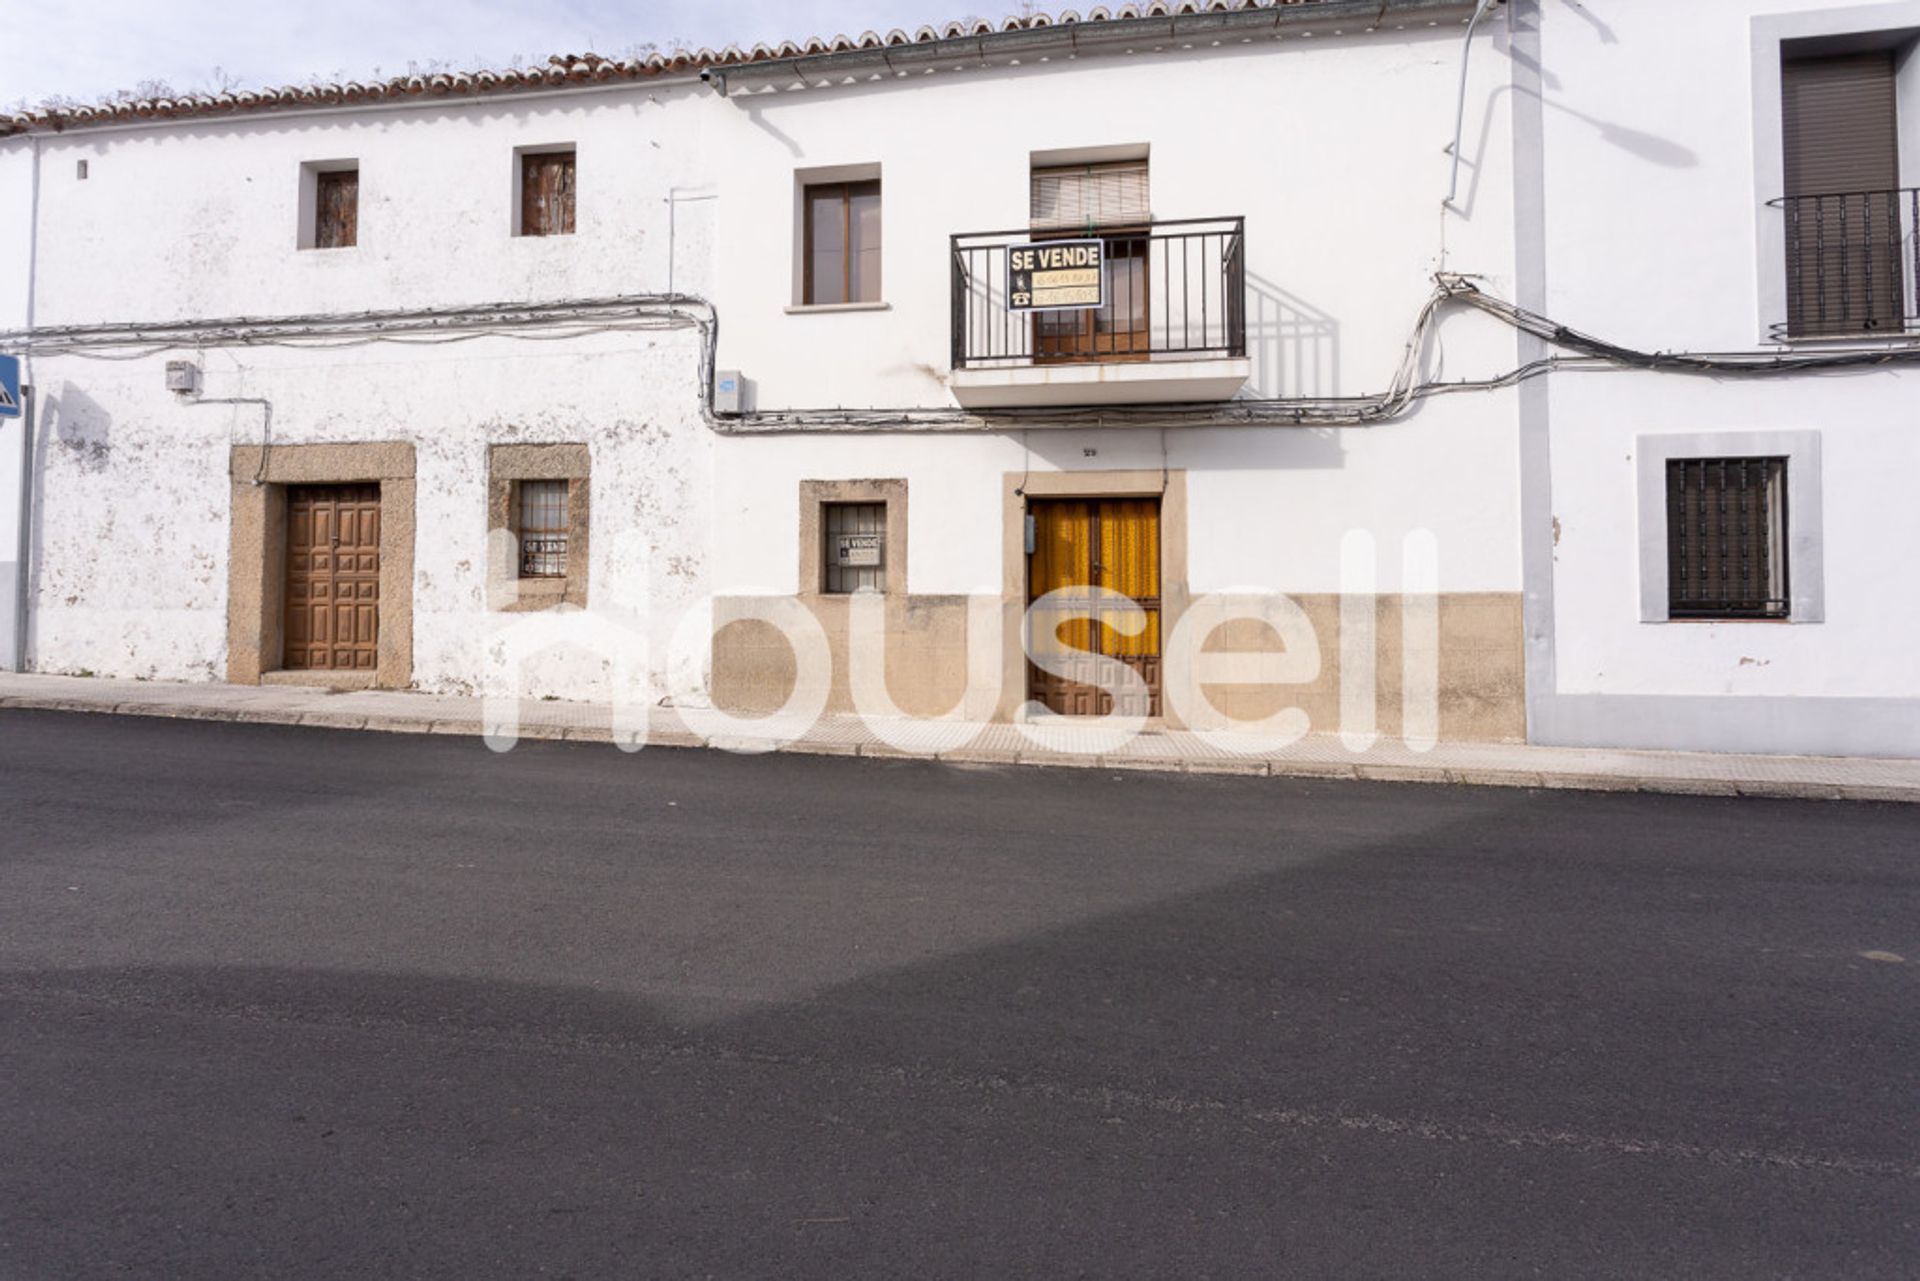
[[0, 354, 19, 418]]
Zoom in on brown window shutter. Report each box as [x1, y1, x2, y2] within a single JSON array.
[[521, 152, 576, 236], [1782, 52, 1897, 197], [1030, 161, 1150, 231], [315, 169, 358, 249], [1779, 52, 1904, 336]]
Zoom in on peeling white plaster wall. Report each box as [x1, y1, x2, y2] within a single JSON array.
[[11, 18, 1529, 700], [28, 332, 712, 702], [17, 82, 719, 701]]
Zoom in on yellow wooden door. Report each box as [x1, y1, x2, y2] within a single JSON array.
[[1027, 498, 1161, 716]]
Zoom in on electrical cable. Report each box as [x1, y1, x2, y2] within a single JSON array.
[[7, 278, 1918, 435]]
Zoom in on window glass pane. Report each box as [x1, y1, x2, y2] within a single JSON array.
[[806, 185, 847, 305], [1096, 240, 1148, 333], [810, 247, 847, 305], [808, 186, 848, 255], [518, 479, 570, 578], [848, 184, 882, 251], [849, 247, 882, 304], [848, 183, 882, 303]]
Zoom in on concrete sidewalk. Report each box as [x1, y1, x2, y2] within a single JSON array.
[[3, 671, 1918, 803]]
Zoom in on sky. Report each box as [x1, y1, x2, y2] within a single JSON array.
[[2, 0, 991, 111]]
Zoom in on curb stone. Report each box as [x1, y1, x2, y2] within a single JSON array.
[[1267, 761, 1363, 781], [298, 713, 370, 730], [1637, 777, 1741, 798], [1446, 769, 1545, 789], [1353, 764, 1451, 784], [1185, 758, 1272, 777], [1538, 773, 1642, 793], [3, 684, 1918, 804]]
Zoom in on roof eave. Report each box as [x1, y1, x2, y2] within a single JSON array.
[[720, 0, 1484, 93]]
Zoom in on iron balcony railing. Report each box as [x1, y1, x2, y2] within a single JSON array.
[[1770, 187, 1920, 340], [950, 217, 1245, 369]]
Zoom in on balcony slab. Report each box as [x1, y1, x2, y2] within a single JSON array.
[[949, 356, 1250, 408]]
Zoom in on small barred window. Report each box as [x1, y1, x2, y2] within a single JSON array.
[[1666, 458, 1788, 620], [517, 479, 570, 578]]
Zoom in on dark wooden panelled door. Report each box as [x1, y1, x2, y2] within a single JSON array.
[[285, 484, 381, 671], [1027, 498, 1162, 717]]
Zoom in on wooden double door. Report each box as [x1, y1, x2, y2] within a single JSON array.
[[284, 484, 381, 671], [1027, 498, 1162, 717]]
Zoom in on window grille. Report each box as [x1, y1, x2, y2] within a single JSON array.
[[1667, 458, 1789, 619], [823, 502, 886, 594], [518, 479, 570, 578]]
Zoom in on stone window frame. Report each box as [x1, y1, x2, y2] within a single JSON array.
[[788, 163, 888, 312], [798, 479, 907, 597], [488, 444, 591, 612], [1635, 430, 1824, 624]]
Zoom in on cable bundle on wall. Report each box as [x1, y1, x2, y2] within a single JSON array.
[[6, 278, 1917, 436]]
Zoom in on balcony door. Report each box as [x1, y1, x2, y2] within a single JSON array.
[[1031, 161, 1151, 362], [1781, 50, 1904, 337]]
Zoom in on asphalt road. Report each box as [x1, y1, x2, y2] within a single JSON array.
[[1, 708, 1916, 1278]]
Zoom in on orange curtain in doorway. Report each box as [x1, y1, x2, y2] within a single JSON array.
[[1097, 499, 1159, 659], [1028, 501, 1092, 656]]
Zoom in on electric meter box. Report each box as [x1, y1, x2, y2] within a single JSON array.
[[714, 370, 745, 415]]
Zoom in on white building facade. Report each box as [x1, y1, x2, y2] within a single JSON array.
[[1, 0, 1915, 756]]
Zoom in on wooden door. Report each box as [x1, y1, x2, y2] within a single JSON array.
[[285, 484, 381, 671], [1033, 235, 1151, 362], [1027, 498, 1161, 717]]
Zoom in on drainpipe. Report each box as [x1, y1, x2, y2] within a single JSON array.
[[9, 385, 32, 673], [8, 135, 43, 672], [1445, 0, 1503, 210]]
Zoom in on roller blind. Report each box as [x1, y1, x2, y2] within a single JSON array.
[[1781, 51, 1898, 197], [1030, 161, 1150, 230]]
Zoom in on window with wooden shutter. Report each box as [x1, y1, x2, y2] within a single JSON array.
[[520, 150, 576, 237], [803, 180, 882, 305], [314, 168, 358, 249], [1030, 161, 1150, 232], [1779, 51, 1903, 336], [1030, 160, 1153, 362]]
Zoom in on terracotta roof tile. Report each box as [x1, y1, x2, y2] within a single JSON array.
[[0, 0, 1363, 136]]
